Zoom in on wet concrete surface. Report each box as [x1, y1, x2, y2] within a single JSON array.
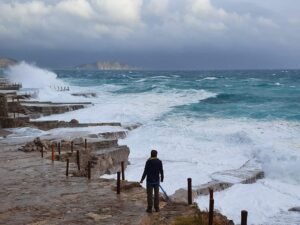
[[0, 142, 149, 225]]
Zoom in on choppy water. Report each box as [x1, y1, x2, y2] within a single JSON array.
[[2, 63, 300, 224], [58, 69, 300, 121]]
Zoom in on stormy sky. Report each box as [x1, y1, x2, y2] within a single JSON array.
[[0, 0, 299, 69]]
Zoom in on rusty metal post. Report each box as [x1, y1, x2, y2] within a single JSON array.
[[88, 161, 91, 180], [76, 150, 80, 170], [121, 161, 125, 180], [208, 196, 214, 225], [117, 172, 121, 194], [84, 139, 87, 150], [66, 159, 69, 177], [187, 178, 192, 205], [241, 210, 248, 225], [51, 145, 55, 162], [71, 141, 73, 153], [58, 142, 61, 160]]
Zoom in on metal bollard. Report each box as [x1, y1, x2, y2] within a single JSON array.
[[76, 150, 80, 170], [88, 161, 91, 180], [208, 197, 214, 225], [71, 141, 73, 153], [52, 145, 55, 162], [187, 178, 192, 205], [241, 210, 248, 225], [121, 161, 125, 181], [117, 172, 121, 194], [66, 159, 69, 177]]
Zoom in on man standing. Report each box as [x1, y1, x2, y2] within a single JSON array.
[[140, 150, 164, 213]]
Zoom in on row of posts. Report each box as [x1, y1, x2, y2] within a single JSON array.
[[42, 142, 248, 224], [188, 177, 248, 225], [43, 138, 125, 191], [50, 86, 70, 91]]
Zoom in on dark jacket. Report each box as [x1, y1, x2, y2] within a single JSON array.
[[141, 157, 164, 184]]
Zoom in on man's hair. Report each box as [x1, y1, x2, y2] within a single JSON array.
[[151, 150, 158, 158]]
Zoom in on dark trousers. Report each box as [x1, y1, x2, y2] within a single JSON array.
[[147, 184, 159, 210]]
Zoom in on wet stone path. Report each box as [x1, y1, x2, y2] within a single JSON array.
[[0, 143, 150, 225]]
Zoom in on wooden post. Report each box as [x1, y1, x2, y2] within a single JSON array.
[[41, 146, 44, 158], [209, 188, 214, 200], [76, 150, 80, 170], [51, 145, 55, 162], [88, 161, 91, 180], [187, 178, 192, 205], [121, 161, 125, 180], [71, 141, 73, 153], [208, 197, 214, 225], [66, 159, 69, 177], [58, 142, 61, 160], [117, 172, 121, 194], [85, 139, 87, 150], [241, 210, 248, 225]]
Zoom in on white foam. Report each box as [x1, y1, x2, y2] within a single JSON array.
[[5, 62, 65, 89], [197, 77, 218, 81], [36, 89, 217, 123], [196, 179, 300, 224], [3, 62, 85, 102], [7, 126, 126, 140]]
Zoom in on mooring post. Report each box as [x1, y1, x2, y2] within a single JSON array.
[[58, 142, 61, 160], [71, 141, 73, 153], [187, 178, 192, 205], [88, 161, 91, 180], [76, 150, 80, 170], [85, 139, 87, 150], [121, 161, 125, 180], [51, 145, 55, 162], [41, 146, 44, 158], [208, 189, 214, 225], [241, 210, 248, 225], [66, 159, 69, 177], [117, 172, 121, 194]]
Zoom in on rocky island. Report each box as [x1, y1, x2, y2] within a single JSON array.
[[76, 61, 137, 70]]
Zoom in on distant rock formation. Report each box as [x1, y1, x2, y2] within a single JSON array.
[[0, 57, 18, 68], [76, 61, 136, 70]]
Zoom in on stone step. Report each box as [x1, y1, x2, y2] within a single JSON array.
[[22, 103, 88, 116], [170, 159, 264, 203], [98, 131, 128, 139], [87, 139, 119, 150], [29, 120, 122, 130]]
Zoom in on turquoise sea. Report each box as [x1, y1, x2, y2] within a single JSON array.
[[56, 69, 300, 121]]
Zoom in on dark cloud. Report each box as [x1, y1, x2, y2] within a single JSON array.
[[0, 0, 299, 69]]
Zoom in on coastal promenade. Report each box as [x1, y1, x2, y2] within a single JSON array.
[[0, 140, 232, 225]]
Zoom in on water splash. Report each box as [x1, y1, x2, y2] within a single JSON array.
[[4, 61, 65, 89]]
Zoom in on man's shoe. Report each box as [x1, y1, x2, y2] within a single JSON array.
[[155, 208, 160, 212], [146, 208, 152, 213]]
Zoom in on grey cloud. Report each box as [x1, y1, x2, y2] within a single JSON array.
[[0, 0, 299, 69]]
